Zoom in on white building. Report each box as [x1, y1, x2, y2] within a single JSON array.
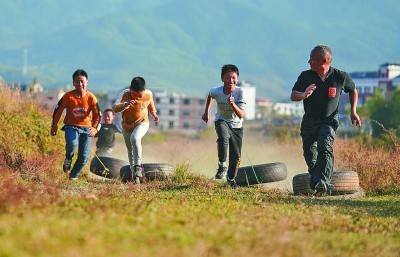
[[153, 88, 181, 131], [238, 80, 256, 120], [350, 63, 400, 105], [273, 102, 304, 117]]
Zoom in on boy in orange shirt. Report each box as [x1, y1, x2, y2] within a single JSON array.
[[113, 76, 159, 184], [51, 69, 101, 180]]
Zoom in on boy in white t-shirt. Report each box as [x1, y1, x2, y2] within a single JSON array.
[[202, 64, 246, 188]]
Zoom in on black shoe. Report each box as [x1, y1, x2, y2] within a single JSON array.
[[313, 181, 328, 196], [63, 159, 72, 173], [215, 166, 227, 179], [228, 179, 239, 189], [326, 184, 335, 196]]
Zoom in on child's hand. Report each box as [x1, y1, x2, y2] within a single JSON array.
[[202, 113, 209, 123], [227, 96, 235, 105], [125, 100, 136, 108], [50, 125, 57, 136], [153, 114, 160, 125], [88, 127, 98, 137]]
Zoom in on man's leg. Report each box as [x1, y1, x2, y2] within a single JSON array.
[[214, 121, 229, 179], [64, 126, 79, 173], [315, 124, 336, 193], [300, 128, 319, 189], [70, 128, 92, 179], [227, 127, 243, 184], [130, 122, 149, 183]]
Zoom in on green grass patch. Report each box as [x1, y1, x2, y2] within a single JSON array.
[[0, 177, 399, 257]]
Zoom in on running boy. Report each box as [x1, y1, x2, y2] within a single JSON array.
[[51, 69, 101, 180], [95, 108, 120, 156], [202, 64, 246, 188], [113, 77, 159, 184]]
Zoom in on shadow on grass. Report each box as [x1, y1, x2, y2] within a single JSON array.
[[260, 191, 400, 218], [299, 196, 400, 218]]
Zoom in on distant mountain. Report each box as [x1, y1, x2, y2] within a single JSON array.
[[1, 0, 399, 100]]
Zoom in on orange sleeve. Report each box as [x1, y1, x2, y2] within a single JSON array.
[[112, 92, 129, 113], [51, 95, 66, 127], [90, 95, 101, 128]]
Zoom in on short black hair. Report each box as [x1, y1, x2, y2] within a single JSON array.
[[310, 45, 332, 62], [72, 69, 88, 80], [130, 76, 146, 92], [103, 108, 114, 114], [221, 64, 239, 80]]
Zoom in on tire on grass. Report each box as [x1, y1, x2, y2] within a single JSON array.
[[120, 165, 133, 182], [143, 163, 174, 180], [292, 170, 361, 195], [89, 156, 129, 179], [119, 163, 174, 182], [235, 162, 287, 187]]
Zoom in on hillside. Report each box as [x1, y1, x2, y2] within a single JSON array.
[[1, 0, 400, 99]]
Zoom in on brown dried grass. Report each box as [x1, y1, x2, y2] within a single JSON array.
[[0, 84, 65, 210], [335, 138, 400, 193]]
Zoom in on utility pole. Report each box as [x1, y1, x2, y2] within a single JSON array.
[[22, 48, 28, 76]]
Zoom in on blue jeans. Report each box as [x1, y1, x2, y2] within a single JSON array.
[[64, 125, 92, 178]]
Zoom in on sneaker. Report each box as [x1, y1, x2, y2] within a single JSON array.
[[228, 179, 239, 189], [133, 165, 143, 184], [135, 176, 141, 185], [326, 184, 335, 196], [313, 181, 328, 196], [215, 165, 227, 179], [63, 159, 72, 173], [69, 176, 79, 181], [134, 165, 143, 178]]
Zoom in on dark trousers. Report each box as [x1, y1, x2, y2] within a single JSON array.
[[215, 120, 243, 181], [300, 115, 339, 189]]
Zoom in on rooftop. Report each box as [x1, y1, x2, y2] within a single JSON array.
[[349, 71, 380, 79]]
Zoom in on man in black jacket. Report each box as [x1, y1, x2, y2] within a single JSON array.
[[291, 45, 362, 195]]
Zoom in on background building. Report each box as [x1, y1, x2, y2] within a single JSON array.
[[238, 80, 256, 120]]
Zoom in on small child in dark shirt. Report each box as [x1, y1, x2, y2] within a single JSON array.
[[95, 109, 120, 156]]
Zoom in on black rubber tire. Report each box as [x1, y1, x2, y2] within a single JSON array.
[[292, 173, 314, 195], [143, 163, 174, 180], [235, 162, 287, 186], [89, 156, 129, 179], [119, 163, 174, 182], [120, 165, 133, 182], [292, 170, 361, 195]]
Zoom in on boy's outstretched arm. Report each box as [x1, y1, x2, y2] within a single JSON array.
[[88, 102, 101, 137], [148, 93, 159, 124], [202, 94, 212, 123], [112, 89, 130, 113], [349, 89, 362, 127], [50, 98, 65, 136]]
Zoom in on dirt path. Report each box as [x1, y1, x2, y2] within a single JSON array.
[[105, 130, 306, 191]]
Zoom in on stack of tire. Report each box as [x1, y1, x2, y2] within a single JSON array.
[[234, 162, 287, 187], [89, 156, 173, 182], [292, 170, 363, 196]]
